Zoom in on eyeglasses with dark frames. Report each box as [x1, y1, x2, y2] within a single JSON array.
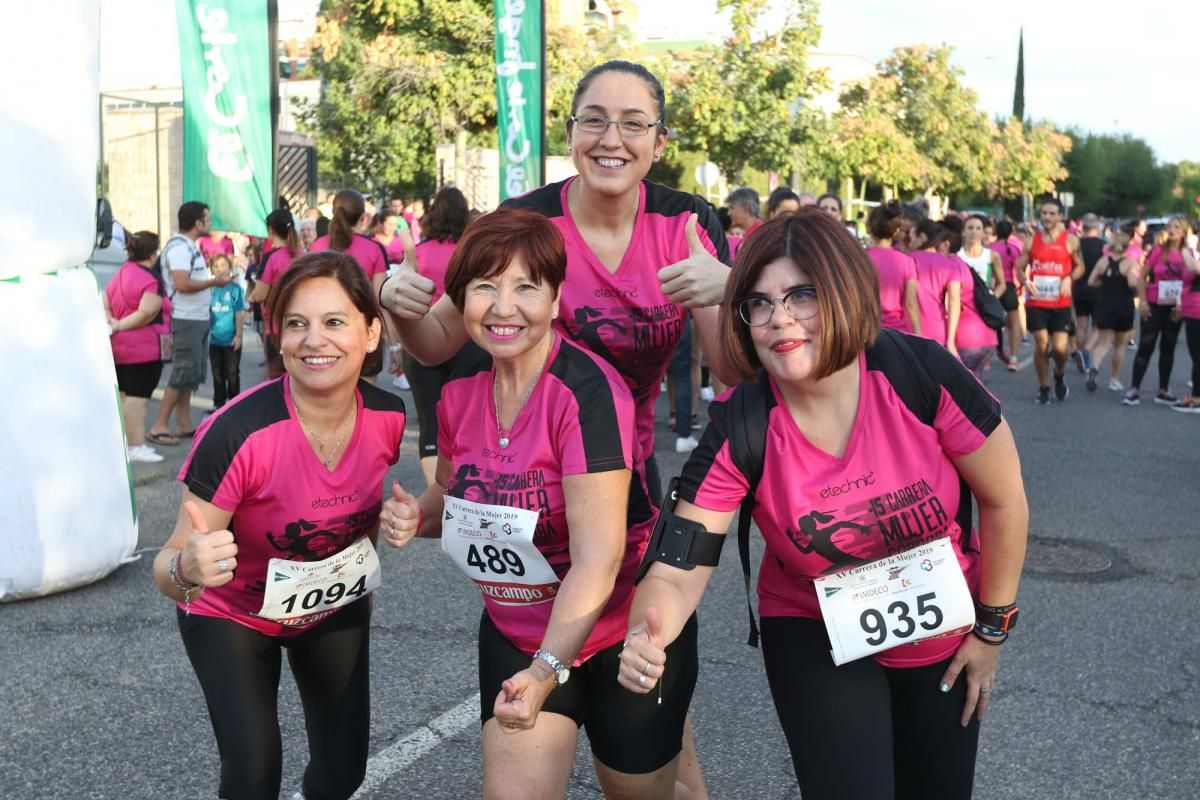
[[735, 285, 819, 327]]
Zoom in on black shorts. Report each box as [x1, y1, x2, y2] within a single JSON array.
[[1000, 282, 1020, 312], [115, 360, 164, 398], [1093, 302, 1135, 332], [1072, 288, 1097, 317], [1025, 306, 1073, 333], [477, 610, 699, 774]]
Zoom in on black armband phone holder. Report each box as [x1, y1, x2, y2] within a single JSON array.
[[635, 478, 726, 582]]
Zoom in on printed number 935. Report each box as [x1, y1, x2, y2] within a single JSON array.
[[859, 592, 942, 646]]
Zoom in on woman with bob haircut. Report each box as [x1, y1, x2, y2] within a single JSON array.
[[154, 252, 405, 800], [381, 208, 697, 800], [620, 210, 1029, 799]]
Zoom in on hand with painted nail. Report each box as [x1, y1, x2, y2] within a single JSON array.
[[938, 635, 1004, 726]]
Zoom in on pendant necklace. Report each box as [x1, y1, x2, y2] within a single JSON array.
[[494, 340, 553, 449], [292, 386, 356, 468]]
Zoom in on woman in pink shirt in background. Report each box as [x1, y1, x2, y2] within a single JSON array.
[[989, 220, 1025, 370], [621, 211, 1028, 799], [908, 219, 961, 349], [1167, 222, 1200, 412], [406, 185, 473, 486], [248, 208, 305, 378], [103, 230, 172, 463], [864, 200, 921, 335], [309, 189, 389, 293], [372, 208, 415, 268]]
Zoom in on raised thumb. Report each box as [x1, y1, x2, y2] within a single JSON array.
[[645, 605, 664, 646], [684, 213, 704, 254], [391, 481, 411, 502], [184, 500, 210, 535]]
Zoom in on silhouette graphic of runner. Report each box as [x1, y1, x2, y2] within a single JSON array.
[[786, 510, 874, 573], [570, 306, 626, 367], [450, 463, 491, 502]]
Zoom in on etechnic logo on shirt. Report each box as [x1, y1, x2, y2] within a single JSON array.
[[820, 472, 876, 499], [311, 490, 359, 509]]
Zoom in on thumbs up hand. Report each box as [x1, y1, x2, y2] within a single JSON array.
[[381, 482, 422, 549], [383, 265, 437, 320], [617, 606, 668, 694], [181, 500, 238, 588], [657, 213, 730, 308]]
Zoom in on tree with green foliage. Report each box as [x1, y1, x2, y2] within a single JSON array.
[[668, 0, 824, 185], [308, 0, 495, 199], [815, 74, 930, 200], [843, 45, 994, 202], [988, 119, 1071, 200], [307, 0, 638, 199], [1058, 130, 1173, 216]]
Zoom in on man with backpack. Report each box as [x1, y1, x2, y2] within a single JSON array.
[[148, 201, 230, 446]]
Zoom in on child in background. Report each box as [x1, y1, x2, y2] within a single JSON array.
[[208, 254, 245, 410]]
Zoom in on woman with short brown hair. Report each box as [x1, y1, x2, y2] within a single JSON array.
[[622, 210, 1029, 799]]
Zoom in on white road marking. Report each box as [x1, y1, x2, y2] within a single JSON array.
[[1017, 356, 1034, 371], [352, 693, 480, 797]]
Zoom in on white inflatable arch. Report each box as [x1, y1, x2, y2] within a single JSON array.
[[0, 1, 137, 601]]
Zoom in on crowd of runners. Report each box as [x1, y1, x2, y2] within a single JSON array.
[[95, 56, 1198, 800]]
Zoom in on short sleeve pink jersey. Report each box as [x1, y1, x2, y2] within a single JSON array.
[[867, 247, 919, 333], [910, 250, 958, 346], [414, 238, 457, 305], [953, 257, 998, 349], [679, 338, 1001, 667], [177, 377, 406, 636], [503, 178, 731, 469], [436, 336, 648, 663], [309, 233, 388, 281]]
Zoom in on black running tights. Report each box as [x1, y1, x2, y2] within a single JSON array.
[[761, 616, 980, 800], [177, 599, 371, 800], [1131, 303, 1182, 391]]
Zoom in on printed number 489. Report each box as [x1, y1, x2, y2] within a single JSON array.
[[466, 544, 525, 576], [859, 592, 943, 646]]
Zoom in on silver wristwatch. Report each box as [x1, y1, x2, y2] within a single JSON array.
[[533, 649, 570, 686]]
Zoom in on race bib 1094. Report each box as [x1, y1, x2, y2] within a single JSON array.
[[258, 537, 380, 626]]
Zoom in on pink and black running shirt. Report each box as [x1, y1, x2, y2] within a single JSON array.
[[503, 178, 731, 466], [679, 339, 1001, 667], [178, 376, 406, 636], [437, 336, 650, 663]]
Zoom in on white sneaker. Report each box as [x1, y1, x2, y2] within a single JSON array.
[[699, 386, 715, 403], [675, 436, 699, 454], [392, 373, 411, 390], [1108, 378, 1124, 392], [127, 444, 164, 463]]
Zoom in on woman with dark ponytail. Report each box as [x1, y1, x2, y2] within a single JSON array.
[[310, 189, 389, 292], [865, 200, 921, 335], [249, 208, 306, 377]]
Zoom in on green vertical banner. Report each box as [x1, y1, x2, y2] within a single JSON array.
[[494, 0, 544, 200], [176, 0, 273, 236]]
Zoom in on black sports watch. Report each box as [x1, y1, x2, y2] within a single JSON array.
[[975, 602, 1020, 633]]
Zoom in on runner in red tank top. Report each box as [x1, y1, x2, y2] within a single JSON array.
[[1014, 198, 1083, 404]]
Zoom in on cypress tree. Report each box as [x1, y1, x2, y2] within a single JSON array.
[[1013, 27, 1025, 121]]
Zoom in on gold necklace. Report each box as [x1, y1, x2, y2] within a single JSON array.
[[291, 388, 356, 468]]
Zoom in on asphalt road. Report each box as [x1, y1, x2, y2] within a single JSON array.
[[2, 334, 1198, 799]]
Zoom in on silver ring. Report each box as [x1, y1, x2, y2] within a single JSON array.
[[217, 559, 229, 574], [980, 686, 992, 695], [641, 660, 651, 676], [637, 674, 646, 685]]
